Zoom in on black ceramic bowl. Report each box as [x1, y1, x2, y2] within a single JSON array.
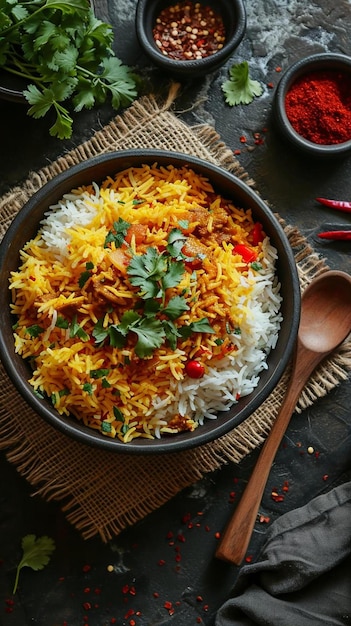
[[135, 0, 246, 77], [273, 53, 351, 157], [0, 70, 26, 103], [0, 150, 300, 454]]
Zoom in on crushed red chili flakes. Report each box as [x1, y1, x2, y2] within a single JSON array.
[[153, 1, 226, 61]]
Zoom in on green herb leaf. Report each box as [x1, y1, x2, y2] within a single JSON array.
[[162, 295, 189, 320], [26, 324, 45, 338], [127, 248, 167, 299], [167, 228, 187, 259], [69, 315, 89, 341], [178, 317, 215, 339], [13, 534, 55, 595], [104, 218, 131, 248], [222, 61, 263, 106], [82, 382, 93, 394], [113, 406, 124, 421], [131, 316, 166, 358], [101, 420, 112, 433], [90, 368, 110, 379], [0, 0, 139, 138]]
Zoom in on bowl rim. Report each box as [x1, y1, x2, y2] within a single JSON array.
[[0, 149, 301, 454], [135, 0, 247, 74], [274, 52, 351, 155]]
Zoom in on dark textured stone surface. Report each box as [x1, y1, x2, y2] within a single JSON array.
[[0, 1, 351, 624]]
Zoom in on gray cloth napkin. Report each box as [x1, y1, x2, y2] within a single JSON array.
[[216, 482, 351, 626]]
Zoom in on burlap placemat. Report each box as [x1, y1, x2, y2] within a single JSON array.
[[1, 88, 350, 541]]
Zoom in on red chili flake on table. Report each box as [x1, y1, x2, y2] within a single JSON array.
[[152, 0, 226, 61], [158, 559, 166, 566], [82, 564, 91, 572], [285, 69, 351, 144], [245, 555, 253, 563], [323, 474, 329, 481]]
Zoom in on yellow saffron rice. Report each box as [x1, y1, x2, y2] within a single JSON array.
[[10, 163, 282, 443]]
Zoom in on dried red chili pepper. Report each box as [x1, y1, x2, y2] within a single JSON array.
[[316, 197, 351, 212], [233, 243, 258, 263], [318, 230, 351, 240]]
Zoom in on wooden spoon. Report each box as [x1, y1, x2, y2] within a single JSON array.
[[215, 269, 351, 566]]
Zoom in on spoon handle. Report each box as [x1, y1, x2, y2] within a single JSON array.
[[215, 345, 321, 565]]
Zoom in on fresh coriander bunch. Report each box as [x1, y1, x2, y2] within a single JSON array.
[[0, 0, 138, 138]]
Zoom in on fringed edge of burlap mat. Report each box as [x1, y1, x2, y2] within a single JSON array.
[[0, 87, 350, 542]]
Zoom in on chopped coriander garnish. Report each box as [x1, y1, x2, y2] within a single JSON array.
[[101, 420, 112, 433], [26, 324, 44, 338], [90, 368, 110, 379], [104, 218, 131, 248], [69, 315, 89, 341], [113, 406, 124, 421], [82, 382, 93, 395]]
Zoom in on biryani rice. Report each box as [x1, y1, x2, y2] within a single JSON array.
[[10, 163, 282, 442]]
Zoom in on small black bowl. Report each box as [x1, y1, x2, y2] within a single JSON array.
[[135, 0, 246, 77], [273, 53, 351, 157], [0, 70, 26, 103], [0, 150, 300, 454]]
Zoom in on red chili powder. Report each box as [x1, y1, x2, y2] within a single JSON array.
[[285, 69, 351, 144]]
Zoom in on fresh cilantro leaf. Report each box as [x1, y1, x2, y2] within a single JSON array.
[[127, 248, 167, 299], [163, 295, 189, 320], [178, 317, 215, 339], [167, 228, 187, 259], [162, 319, 181, 350], [83, 382, 93, 394], [178, 219, 189, 230], [101, 420, 112, 433], [0, 0, 139, 138], [162, 259, 184, 290], [131, 316, 165, 358], [104, 218, 131, 248], [13, 534, 55, 595], [113, 406, 124, 421], [118, 310, 141, 332], [69, 315, 89, 341], [92, 318, 108, 344], [90, 368, 110, 379], [26, 324, 45, 337], [222, 61, 263, 106], [78, 269, 91, 288]]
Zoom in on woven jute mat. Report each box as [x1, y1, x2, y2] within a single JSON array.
[[1, 87, 351, 541]]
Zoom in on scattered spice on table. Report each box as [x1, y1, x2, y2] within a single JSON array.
[[152, 1, 226, 60], [285, 69, 351, 144]]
